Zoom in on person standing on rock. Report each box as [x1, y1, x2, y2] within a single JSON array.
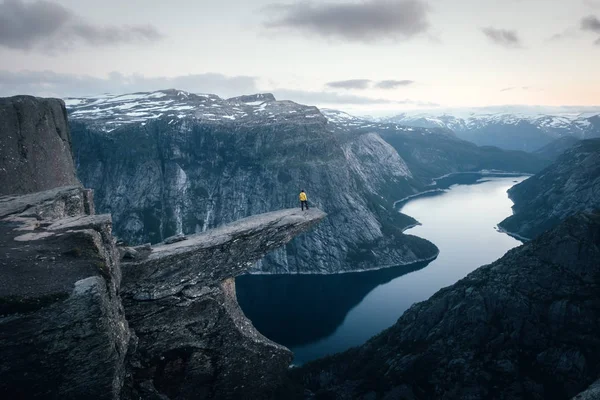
[[299, 190, 309, 211]]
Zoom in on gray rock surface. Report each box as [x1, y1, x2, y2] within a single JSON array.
[[499, 139, 600, 239], [0, 186, 327, 400], [0, 186, 130, 399], [0, 96, 80, 195], [70, 92, 439, 274], [0, 96, 330, 399], [572, 379, 600, 399], [121, 208, 326, 399], [295, 212, 600, 400]]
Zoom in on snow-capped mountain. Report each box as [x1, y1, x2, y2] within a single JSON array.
[[66, 89, 324, 130], [384, 110, 600, 152], [320, 108, 455, 137]]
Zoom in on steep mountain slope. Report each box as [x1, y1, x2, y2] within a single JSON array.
[[69, 91, 438, 274], [321, 109, 549, 181], [385, 111, 600, 152], [534, 136, 581, 161], [499, 139, 600, 239], [295, 211, 600, 400]]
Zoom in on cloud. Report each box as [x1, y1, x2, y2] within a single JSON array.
[[584, 0, 600, 10], [325, 79, 415, 90], [581, 15, 600, 44], [0, 70, 259, 98], [0, 0, 163, 52], [481, 27, 522, 48], [581, 15, 600, 33], [263, 0, 431, 42], [375, 80, 414, 89], [273, 89, 396, 104], [273, 88, 438, 106], [548, 27, 579, 41], [326, 79, 372, 90]]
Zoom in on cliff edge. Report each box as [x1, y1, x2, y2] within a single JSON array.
[[0, 96, 80, 195]]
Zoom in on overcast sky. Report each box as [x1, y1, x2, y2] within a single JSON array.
[[1, 0, 599, 113]]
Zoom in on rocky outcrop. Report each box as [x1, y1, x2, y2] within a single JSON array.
[[499, 139, 600, 239], [0, 95, 331, 398], [121, 208, 326, 399], [0, 96, 80, 195], [295, 211, 600, 400], [70, 92, 439, 274], [0, 186, 129, 399], [0, 184, 326, 399]]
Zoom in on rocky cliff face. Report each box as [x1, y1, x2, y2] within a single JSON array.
[[69, 91, 439, 274], [121, 208, 325, 399], [295, 211, 600, 400], [1, 95, 329, 399], [0, 186, 129, 399], [0, 96, 80, 195], [0, 185, 326, 399], [499, 139, 600, 239], [322, 109, 550, 181]]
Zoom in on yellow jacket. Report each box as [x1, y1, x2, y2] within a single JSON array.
[[299, 192, 307, 201]]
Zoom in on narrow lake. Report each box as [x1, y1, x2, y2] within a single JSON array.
[[236, 176, 528, 365]]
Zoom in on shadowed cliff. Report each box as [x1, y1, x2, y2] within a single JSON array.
[[0, 96, 80, 195], [295, 211, 600, 400]]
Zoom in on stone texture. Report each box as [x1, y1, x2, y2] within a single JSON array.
[[0, 187, 130, 399], [121, 208, 326, 399], [295, 212, 600, 400], [71, 110, 438, 274], [499, 139, 600, 239], [0, 96, 80, 195]]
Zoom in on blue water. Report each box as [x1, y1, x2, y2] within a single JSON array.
[[236, 176, 528, 365]]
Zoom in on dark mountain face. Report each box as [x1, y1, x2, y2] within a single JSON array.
[[294, 211, 600, 400], [0, 96, 80, 195], [534, 136, 582, 161], [499, 139, 600, 239], [375, 129, 549, 181], [69, 92, 440, 274], [68, 91, 551, 274]]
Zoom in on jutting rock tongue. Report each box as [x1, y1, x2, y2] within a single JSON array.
[[0, 96, 80, 195], [120, 208, 327, 399], [0, 95, 328, 399]]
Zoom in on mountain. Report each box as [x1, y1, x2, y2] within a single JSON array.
[[0, 95, 334, 399], [0, 96, 80, 195], [68, 91, 550, 274], [499, 139, 600, 239], [384, 111, 600, 152], [322, 109, 550, 181], [68, 90, 439, 274], [534, 136, 581, 161], [294, 211, 600, 400]]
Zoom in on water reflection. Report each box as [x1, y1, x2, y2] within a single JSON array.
[[236, 176, 527, 365], [236, 260, 431, 348]]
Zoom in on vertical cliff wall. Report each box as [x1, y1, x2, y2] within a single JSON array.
[[0, 96, 80, 195]]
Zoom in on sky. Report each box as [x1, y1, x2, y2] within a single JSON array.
[[1, 0, 599, 114]]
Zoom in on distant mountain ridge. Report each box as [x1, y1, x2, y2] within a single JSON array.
[[380, 110, 600, 152]]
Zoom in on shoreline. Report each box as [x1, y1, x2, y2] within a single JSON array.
[[496, 225, 530, 242], [394, 170, 531, 209], [246, 250, 440, 276]]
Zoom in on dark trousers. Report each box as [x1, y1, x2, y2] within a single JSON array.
[[301, 200, 309, 210]]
